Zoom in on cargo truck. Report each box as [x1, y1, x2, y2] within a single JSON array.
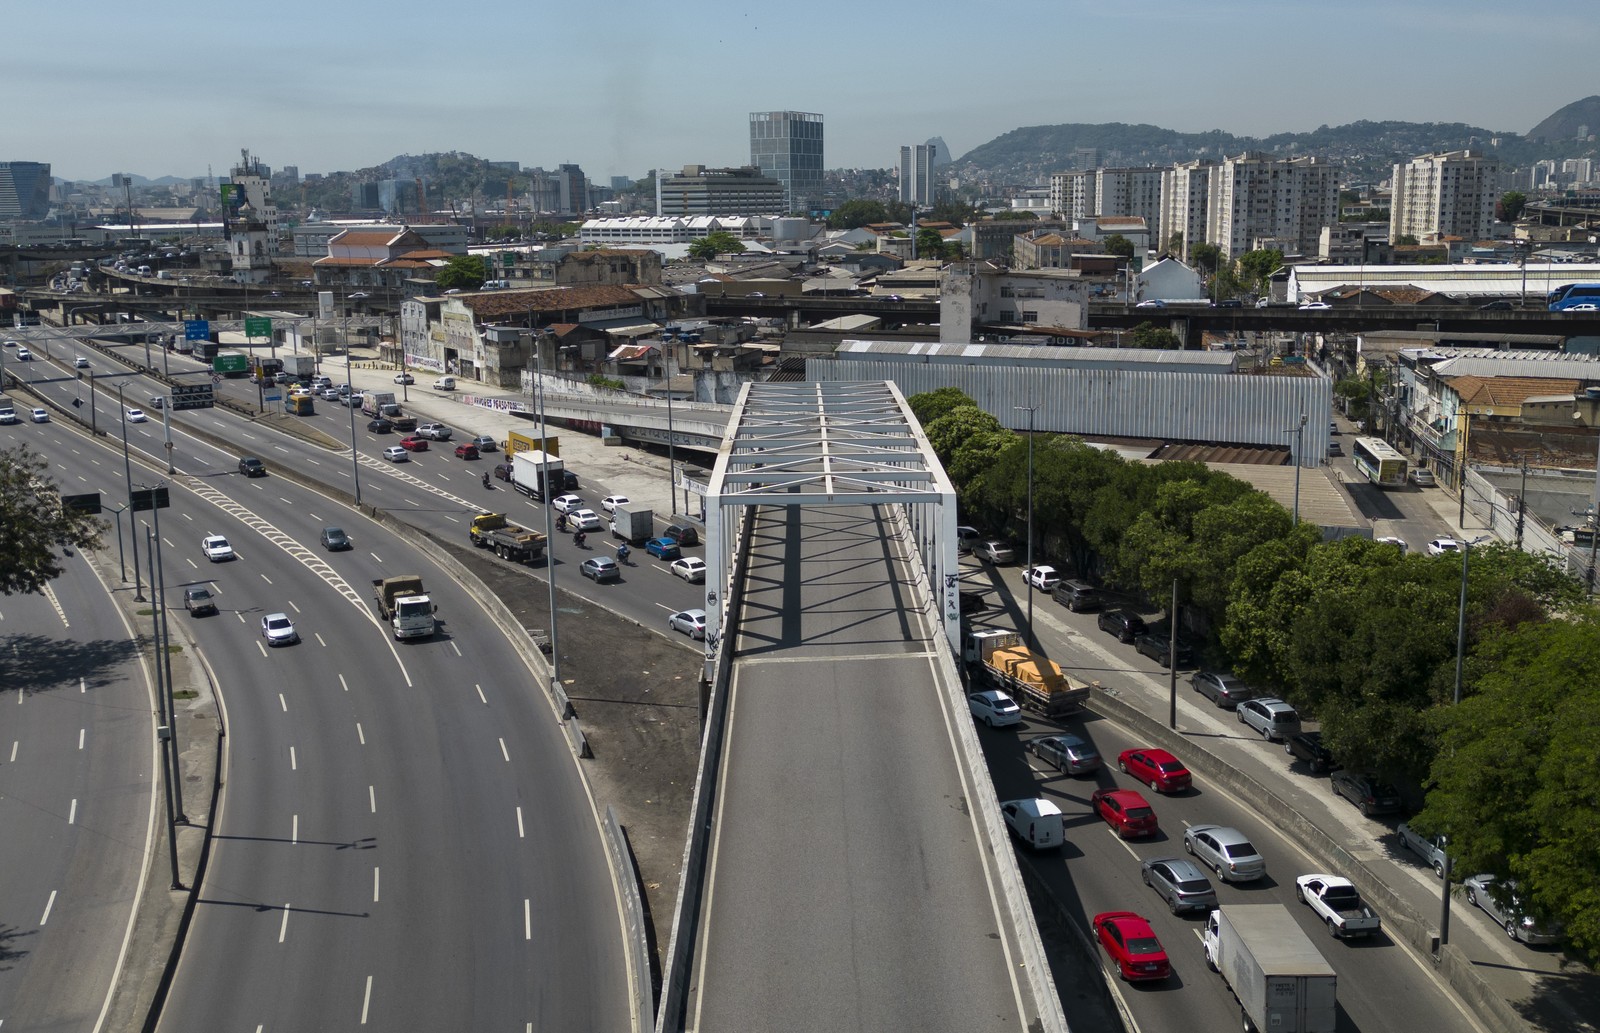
[[1203, 905, 1337, 1033], [509, 450, 566, 501], [371, 575, 437, 639], [468, 512, 547, 563], [609, 503, 654, 545], [361, 390, 397, 418], [963, 628, 1093, 718], [283, 354, 316, 380]]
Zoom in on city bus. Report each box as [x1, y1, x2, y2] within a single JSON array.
[[1351, 437, 1407, 488], [1547, 283, 1600, 310]]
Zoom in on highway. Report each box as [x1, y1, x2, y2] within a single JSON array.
[[968, 553, 1573, 1032], [690, 503, 1033, 1032], [5, 342, 636, 1029], [0, 473, 155, 1033]]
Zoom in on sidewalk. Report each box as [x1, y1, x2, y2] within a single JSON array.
[[327, 352, 693, 522]]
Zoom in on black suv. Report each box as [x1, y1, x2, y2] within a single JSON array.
[[1052, 579, 1102, 612], [1331, 771, 1402, 816], [238, 456, 266, 477], [1285, 730, 1337, 773], [1097, 609, 1146, 642], [1134, 632, 1195, 668]]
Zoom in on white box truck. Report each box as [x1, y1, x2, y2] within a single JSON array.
[[509, 450, 565, 502], [1203, 905, 1336, 1033]]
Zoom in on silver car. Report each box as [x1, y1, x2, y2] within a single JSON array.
[[1237, 697, 1301, 741], [973, 539, 1014, 564], [1462, 875, 1563, 945], [1396, 822, 1449, 878], [1140, 857, 1218, 914], [260, 613, 299, 647], [1024, 734, 1101, 775], [1191, 670, 1258, 709], [1184, 824, 1266, 883]]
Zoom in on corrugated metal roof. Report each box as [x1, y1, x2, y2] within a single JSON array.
[[1292, 262, 1600, 298], [1431, 353, 1600, 379], [834, 339, 1237, 372]]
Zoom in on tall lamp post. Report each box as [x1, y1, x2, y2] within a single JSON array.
[[1014, 404, 1038, 649], [1440, 533, 1491, 954], [1290, 413, 1307, 524]]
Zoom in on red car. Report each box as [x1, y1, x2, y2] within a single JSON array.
[[453, 442, 480, 460], [1118, 748, 1192, 794], [1092, 911, 1171, 982], [1090, 788, 1158, 838], [399, 436, 429, 452]]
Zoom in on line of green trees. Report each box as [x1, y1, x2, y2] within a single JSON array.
[[911, 387, 1599, 954]]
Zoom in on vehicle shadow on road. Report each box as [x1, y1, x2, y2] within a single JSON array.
[[4, 632, 139, 695], [0, 922, 36, 970]]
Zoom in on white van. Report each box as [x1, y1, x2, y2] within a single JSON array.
[[433, 376, 456, 391], [1001, 798, 1064, 850]]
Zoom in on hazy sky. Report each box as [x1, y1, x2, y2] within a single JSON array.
[[16, 0, 1592, 182]]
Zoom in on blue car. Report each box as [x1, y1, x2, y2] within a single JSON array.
[[645, 536, 681, 560]]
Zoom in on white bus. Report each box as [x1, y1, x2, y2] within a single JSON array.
[[1351, 436, 1407, 488]]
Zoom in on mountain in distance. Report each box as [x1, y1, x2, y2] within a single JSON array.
[[1526, 95, 1600, 142], [954, 101, 1596, 183]]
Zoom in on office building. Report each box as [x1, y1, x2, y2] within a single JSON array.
[[1389, 150, 1501, 244], [0, 162, 52, 220], [749, 111, 824, 214], [899, 144, 936, 206], [656, 165, 785, 216]]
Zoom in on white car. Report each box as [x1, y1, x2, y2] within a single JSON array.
[[201, 535, 235, 562], [1025, 565, 1060, 591], [126, 408, 148, 423], [30, 408, 49, 423], [551, 494, 585, 514], [0, 410, 16, 425], [570, 508, 603, 532], [16, 348, 31, 360], [668, 608, 707, 639], [1375, 536, 1408, 555], [260, 613, 299, 646], [670, 556, 707, 583], [382, 445, 409, 462], [393, 372, 414, 384], [600, 495, 630, 514], [1427, 538, 1460, 557], [74, 356, 91, 368], [1409, 468, 1436, 487], [1299, 301, 1332, 310], [967, 689, 1023, 728]]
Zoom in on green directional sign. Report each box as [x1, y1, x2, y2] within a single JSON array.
[[244, 316, 272, 338], [213, 353, 249, 374], [502, 252, 514, 268]]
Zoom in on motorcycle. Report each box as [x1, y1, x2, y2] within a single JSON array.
[[482, 472, 492, 489], [616, 544, 631, 565], [573, 530, 587, 549]]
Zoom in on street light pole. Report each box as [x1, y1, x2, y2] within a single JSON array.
[[1292, 413, 1307, 523], [1014, 404, 1038, 650], [533, 332, 561, 685], [120, 387, 144, 602]]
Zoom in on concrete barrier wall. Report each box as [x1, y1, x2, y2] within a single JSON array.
[[1088, 687, 1533, 1033]]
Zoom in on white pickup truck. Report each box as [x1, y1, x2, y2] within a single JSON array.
[[1296, 875, 1382, 939]]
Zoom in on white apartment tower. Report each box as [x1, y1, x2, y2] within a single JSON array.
[[1389, 150, 1501, 243], [1048, 167, 1164, 229], [1206, 152, 1340, 258], [1159, 161, 1212, 254], [227, 149, 278, 243], [899, 144, 936, 205]]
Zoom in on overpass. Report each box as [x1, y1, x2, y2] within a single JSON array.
[[657, 382, 1066, 1033]]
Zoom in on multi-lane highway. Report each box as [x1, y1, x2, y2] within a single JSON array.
[[4, 337, 640, 1029], [0, 504, 155, 1033]]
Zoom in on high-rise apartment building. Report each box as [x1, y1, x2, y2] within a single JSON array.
[[899, 144, 935, 205], [1159, 161, 1212, 254], [656, 165, 786, 216], [1049, 167, 1163, 230], [1206, 152, 1340, 258], [226, 151, 278, 242], [0, 161, 53, 221], [749, 111, 824, 214], [1389, 150, 1500, 244], [556, 164, 590, 215]]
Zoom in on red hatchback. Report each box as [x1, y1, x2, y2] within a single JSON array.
[[1090, 788, 1158, 838], [1118, 748, 1192, 794], [1092, 911, 1171, 982], [453, 443, 480, 460], [399, 436, 428, 452]]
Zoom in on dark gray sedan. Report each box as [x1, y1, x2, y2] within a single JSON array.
[[1023, 734, 1101, 775], [1140, 857, 1218, 914], [1191, 670, 1258, 709]]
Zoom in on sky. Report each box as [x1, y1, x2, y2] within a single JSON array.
[[15, 0, 1594, 183]]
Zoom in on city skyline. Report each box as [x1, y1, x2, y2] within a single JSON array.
[[12, 0, 1593, 183]]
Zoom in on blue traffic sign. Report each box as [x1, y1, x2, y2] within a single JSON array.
[[264, 393, 282, 403], [184, 320, 210, 341]]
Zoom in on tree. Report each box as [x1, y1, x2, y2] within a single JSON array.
[[1129, 322, 1181, 349], [1235, 249, 1283, 294], [908, 387, 978, 428], [435, 255, 487, 291], [0, 444, 105, 595], [827, 200, 890, 230], [915, 228, 946, 258], [1394, 234, 1420, 247], [1188, 242, 1222, 275], [1103, 234, 1135, 260], [991, 210, 1038, 222], [1498, 191, 1528, 222], [688, 232, 746, 261]]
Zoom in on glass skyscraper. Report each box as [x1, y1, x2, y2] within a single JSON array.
[[0, 162, 52, 220], [749, 111, 823, 215]]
